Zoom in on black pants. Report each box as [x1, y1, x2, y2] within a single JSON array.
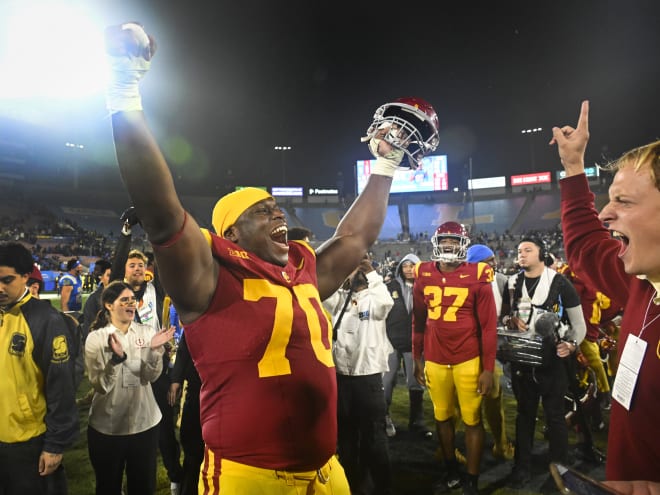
[[45, 464, 68, 495], [88, 425, 159, 495], [179, 386, 204, 495], [337, 373, 391, 495], [0, 436, 67, 495], [151, 375, 184, 484], [511, 361, 569, 473]]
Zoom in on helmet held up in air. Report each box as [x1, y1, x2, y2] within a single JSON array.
[[363, 97, 440, 168]]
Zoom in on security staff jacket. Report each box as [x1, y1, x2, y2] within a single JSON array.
[[0, 292, 78, 452]]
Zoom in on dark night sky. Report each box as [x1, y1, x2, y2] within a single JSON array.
[[2, 1, 659, 196]]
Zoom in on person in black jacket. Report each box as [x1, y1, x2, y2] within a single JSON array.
[[0, 242, 78, 494], [168, 331, 203, 495], [81, 259, 113, 342], [382, 253, 432, 438]]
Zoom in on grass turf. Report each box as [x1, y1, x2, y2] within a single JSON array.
[[65, 375, 608, 494]]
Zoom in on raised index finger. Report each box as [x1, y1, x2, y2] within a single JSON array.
[[577, 100, 589, 133]]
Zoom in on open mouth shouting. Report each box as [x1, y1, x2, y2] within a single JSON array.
[[611, 230, 629, 257], [271, 224, 288, 247]]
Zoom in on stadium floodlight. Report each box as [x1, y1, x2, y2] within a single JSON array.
[[0, 1, 106, 99], [520, 127, 543, 171], [274, 145, 293, 184]]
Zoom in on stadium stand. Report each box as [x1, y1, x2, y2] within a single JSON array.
[[3, 178, 618, 280]]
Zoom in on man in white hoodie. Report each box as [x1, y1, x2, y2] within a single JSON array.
[[324, 256, 394, 495]]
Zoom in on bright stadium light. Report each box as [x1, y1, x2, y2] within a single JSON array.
[[0, 1, 107, 99]]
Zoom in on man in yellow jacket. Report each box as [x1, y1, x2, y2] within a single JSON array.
[[0, 242, 78, 494]]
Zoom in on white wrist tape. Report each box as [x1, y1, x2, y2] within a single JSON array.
[[106, 24, 151, 114], [368, 138, 405, 177]]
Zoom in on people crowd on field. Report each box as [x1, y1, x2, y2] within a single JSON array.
[[0, 197, 632, 495], [1, 218, 627, 495]]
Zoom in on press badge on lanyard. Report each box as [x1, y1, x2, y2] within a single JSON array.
[[611, 334, 647, 410], [138, 301, 154, 324]]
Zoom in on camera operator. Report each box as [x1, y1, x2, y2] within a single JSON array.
[[500, 238, 586, 488]]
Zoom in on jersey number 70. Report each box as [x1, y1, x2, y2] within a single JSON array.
[[244, 279, 335, 378]]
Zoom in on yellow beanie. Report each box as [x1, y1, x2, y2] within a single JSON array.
[[212, 187, 273, 236]]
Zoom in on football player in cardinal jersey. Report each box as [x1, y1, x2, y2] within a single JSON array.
[[412, 221, 497, 495], [104, 22, 440, 495]]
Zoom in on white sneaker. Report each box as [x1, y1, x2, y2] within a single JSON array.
[[170, 482, 181, 495], [385, 415, 396, 437]]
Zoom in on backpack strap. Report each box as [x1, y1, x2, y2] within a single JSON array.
[[332, 286, 354, 341], [509, 271, 525, 315]]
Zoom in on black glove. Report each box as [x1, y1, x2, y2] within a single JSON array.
[[120, 206, 141, 227]]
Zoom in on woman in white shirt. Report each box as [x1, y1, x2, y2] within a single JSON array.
[[84, 281, 174, 495]]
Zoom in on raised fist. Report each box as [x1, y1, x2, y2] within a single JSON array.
[[357, 256, 374, 274], [120, 206, 141, 227], [364, 122, 406, 174], [105, 22, 155, 60], [105, 22, 156, 113]]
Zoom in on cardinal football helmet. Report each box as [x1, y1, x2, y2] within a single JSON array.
[[431, 221, 470, 263], [363, 97, 440, 168]]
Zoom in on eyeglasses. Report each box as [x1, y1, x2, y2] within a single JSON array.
[[118, 296, 137, 307]]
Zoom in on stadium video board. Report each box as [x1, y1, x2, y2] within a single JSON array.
[[271, 186, 304, 197], [468, 176, 506, 190], [355, 154, 448, 194], [510, 171, 551, 187], [235, 186, 268, 191]]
